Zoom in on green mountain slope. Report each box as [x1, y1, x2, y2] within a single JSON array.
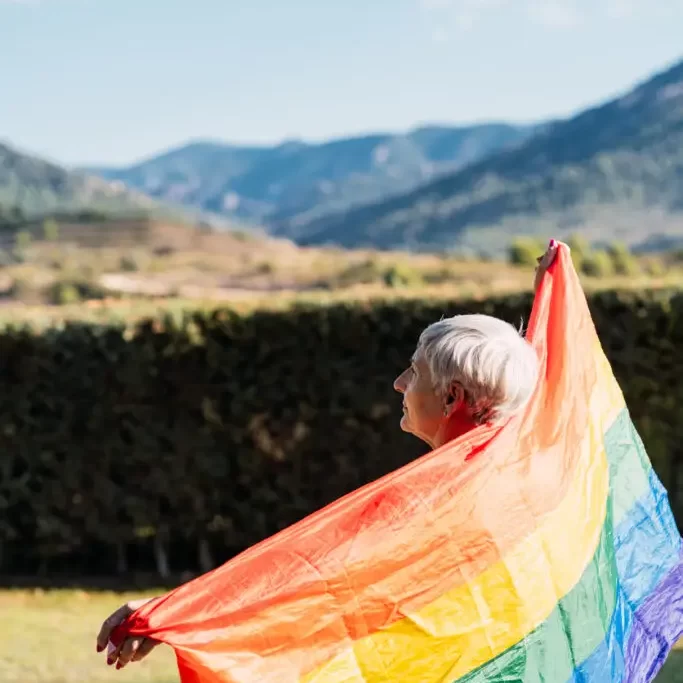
[[0, 141, 161, 218]]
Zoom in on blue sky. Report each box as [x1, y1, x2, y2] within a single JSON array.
[[1, 0, 682, 166]]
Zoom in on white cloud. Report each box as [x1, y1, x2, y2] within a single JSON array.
[[431, 26, 450, 43], [418, 0, 673, 34], [526, 0, 582, 27], [420, 0, 454, 9], [604, 0, 664, 19], [601, 0, 683, 18], [0, 0, 80, 4], [604, 0, 638, 18], [421, 0, 510, 34]]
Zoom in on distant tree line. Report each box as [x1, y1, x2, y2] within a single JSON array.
[[0, 204, 26, 230], [508, 235, 653, 278], [0, 203, 152, 232]]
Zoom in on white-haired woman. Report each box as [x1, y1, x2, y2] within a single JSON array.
[[394, 310, 542, 449], [97, 240, 559, 670]]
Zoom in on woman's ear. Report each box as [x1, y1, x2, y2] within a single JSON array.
[[443, 383, 465, 416]]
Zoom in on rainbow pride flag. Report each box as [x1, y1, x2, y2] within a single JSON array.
[[113, 244, 683, 682]]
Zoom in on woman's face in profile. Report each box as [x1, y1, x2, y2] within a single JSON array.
[[393, 352, 444, 445]]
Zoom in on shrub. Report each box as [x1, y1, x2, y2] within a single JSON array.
[[119, 253, 140, 273], [42, 219, 60, 242], [14, 229, 32, 251], [608, 242, 640, 276], [565, 233, 590, 271], [508, 237, 547, 266], [642, 258, 667, 277], [383, 264, 423, 288], [47, 279, 107, 305], [580, 250, 615, 278], [51, 282, 82, 305], [335, 258, 385, 287], [255, 261, 275, 275], [0, 289, 680, 577]]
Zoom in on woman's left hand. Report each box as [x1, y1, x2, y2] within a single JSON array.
[[96, 598, 159, 669], [534, 239, 558, 292]]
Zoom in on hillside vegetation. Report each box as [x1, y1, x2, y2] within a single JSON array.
[[0, 142, 162, 218], [0, 212, 680, 325]]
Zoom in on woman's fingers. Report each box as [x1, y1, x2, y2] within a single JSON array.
[[116, 637, 143, 669], [133, 638, 158, 662], [106, 639, 124, 666], [96, 603, 132, 654], [114, 636, 159, 669], [533, 239, 559, 291]]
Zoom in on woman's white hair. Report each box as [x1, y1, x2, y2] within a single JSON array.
[[416, 314, 539, 424]]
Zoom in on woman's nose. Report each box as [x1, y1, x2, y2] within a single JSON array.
[[394, 372, 406, 393]]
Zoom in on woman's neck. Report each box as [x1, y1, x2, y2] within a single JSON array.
[[431, 410, 478, 449]]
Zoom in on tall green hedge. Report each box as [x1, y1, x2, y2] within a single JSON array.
[[1, 289, 682, 578]]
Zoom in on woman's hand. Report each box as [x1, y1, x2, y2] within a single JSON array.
[[96, 597, 159, 670], [534, 239, 559, 292]]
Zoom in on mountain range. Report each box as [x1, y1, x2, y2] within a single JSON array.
[[3, 57, 683, 254], [287, 58, 683, 254], [83, 123, 537, 227]]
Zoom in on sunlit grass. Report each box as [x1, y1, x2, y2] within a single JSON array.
[[0, 589, 178, 683]]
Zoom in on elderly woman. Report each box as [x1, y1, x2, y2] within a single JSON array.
[[97, 240, 559, 670]]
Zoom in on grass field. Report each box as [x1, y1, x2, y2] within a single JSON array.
[[0, 590, 680, 683], [3, 222, 683, 316]]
